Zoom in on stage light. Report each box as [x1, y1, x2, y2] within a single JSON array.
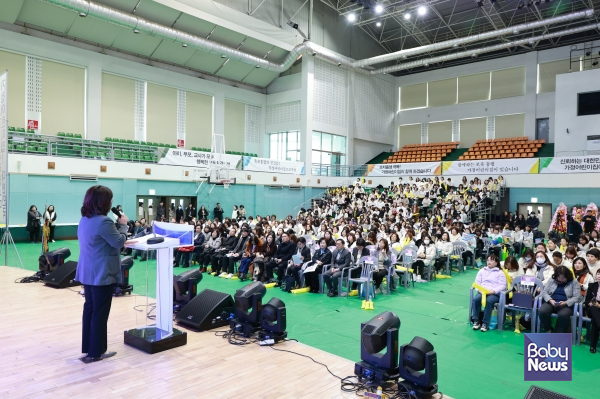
[[287, 20, 299, 29], [173, 268, 202, 305], [418, 6, 427, 15], [593, 60, 599, 67], [355, 311, 401, 385], [404, 12, 411, 20], [259, 297, 287, 343], [376, 21, 382, 27], [374, 4, 384, 13], [398, 337, 439, 398], [233, 281, 266, 336], [586, 50, 592, 56], [348, 13, 357, 22]]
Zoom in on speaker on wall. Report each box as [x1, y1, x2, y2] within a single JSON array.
[[43, 261, 79, 288], [175, 289, 234, 331]]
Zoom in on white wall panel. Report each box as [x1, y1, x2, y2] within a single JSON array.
[[353, 74, 394, 142], [313, 58, 347, 127]]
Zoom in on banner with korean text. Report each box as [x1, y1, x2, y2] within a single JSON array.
[[242, 156, 305, 175], [539, 156, 600, 174], [442, 158, 539, 175], [158, 149, 241, 169], [366, 162, 441, 177]]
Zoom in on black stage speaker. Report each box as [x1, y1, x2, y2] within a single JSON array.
[[175, 289, 234, 331], [44, 261, 79, 288], [524, 386, 576, 399]]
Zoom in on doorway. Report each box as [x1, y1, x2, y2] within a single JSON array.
[[517, 203, 553, 234], [536, 118, 549, 142], [136, 196, 197, 223]]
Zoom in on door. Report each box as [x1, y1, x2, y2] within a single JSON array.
[[536, 118, 549, 142], [518, 203, 553, 234]]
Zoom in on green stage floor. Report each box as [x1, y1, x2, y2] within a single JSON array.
[[6, 240, 595, 399]]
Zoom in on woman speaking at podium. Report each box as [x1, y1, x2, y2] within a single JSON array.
[[76, 185, 129, 364]]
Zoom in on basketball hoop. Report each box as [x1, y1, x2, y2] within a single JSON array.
[[221, 179, 231, 189]]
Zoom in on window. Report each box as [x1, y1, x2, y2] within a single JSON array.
[[268, 131, 300, 161], [312, 131, 346, 165]]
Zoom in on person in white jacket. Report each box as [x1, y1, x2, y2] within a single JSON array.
[[413, 234, 437, 282], [573, 257, 594, 295], [435, 232, 453, 273], [522, 226, 534, 249], [511, 225, 524, 256]]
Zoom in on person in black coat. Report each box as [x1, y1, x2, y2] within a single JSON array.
[[583, 210, 598, 234], [286, 237, 312, 288], [213, 203, 224, 222], [185, 203, 196, 222], [156, 201, 165, 221], [567, 215, 583, 244], [26, 205, 42, 243], [175, 205, 184, 223], [210, 229, 237, 275], [264, 232, 296, 285], [198, 205, 209, 220], [526, 212, 540, 230], [221, 228, 251, 276], [584, 270, 600, 353], [323, 240, 353, 297], [303, 238, 332, 293]]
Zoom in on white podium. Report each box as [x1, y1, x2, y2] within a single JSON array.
[[124, 231, 189, 354]]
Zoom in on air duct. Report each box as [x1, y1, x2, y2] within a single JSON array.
[[41, 0, 594, 77], [353, 9, 594, 68], [372, 22, 600, 75]]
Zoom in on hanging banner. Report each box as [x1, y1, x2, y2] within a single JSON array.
[[539, 156, 600, 174], [242, 156, 305, 175], [442, 158, 539, 175], [158, 149, 241, 170], [0, 71, 8, 226], [366, 162, 441, 177]]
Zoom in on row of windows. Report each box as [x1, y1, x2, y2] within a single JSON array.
[[268, 131, 347, 165], [399, 59, 573, 111]]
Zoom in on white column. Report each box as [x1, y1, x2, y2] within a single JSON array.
[[524, 51, 538, 140], [177, 89, 186, 147], [86, 61, 102, 140], [301, 56, 315, 178], [213, 91, 225, 148], [134, 80, 146, 142]]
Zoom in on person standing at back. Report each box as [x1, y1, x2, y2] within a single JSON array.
[[44, 205, 57, 243], [156, 201, 165, 222], [185, 203, 195, 222], [26, 205, 42, 243], [76, 185, 131, 364], [214, 203, 224, 222]]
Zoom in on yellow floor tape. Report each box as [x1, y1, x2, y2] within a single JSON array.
[[264, 282, 276, 288], [291, 287, 310, 294]]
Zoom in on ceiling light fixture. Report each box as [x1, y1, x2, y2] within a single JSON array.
[[78, 12, 87, 17], [348, 13, 357, 22], [418, 6, 427, 15], [133, 29, 140, 34], [182, 43, 187, 48], [221, 54, 227, 58], [374, 4, 384, 13], [376, 21, 382, 27], [404, 13, 411, 20]]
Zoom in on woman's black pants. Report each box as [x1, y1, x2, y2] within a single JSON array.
[[82, 284, 115, 358]]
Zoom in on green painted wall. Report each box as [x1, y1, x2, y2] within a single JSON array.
[[8, 174, 324, 240]]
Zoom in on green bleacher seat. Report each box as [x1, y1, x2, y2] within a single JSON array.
[[133, 140, 140, 145], [119, 139, 126, 144], [17, 128, 25, 133], [26, 129, 34, 134], [126, 140, 134, 144], [8, 126, 15, 132], [105, 137, 112, 141], [66, 133, 74, 138], [74, 134, 82, 139], [16, 144, 25, 152], [140, 141, 147, 146], [57, 132, 66, 137]]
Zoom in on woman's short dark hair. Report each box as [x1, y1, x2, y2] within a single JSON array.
[[523, 248, 535, 259], [504, 256, 519, 271], [487, 253, 500, 265], [81, 185, 113, 218], [552, 265, 574, 282]]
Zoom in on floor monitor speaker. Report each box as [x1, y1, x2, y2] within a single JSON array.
[[44, 261, 79, 288], [524, 386, 575, 399], [175, 289, 234, 331]]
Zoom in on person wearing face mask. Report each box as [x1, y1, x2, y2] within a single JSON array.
[[413, 234, 436, 283], [532, 251, 556, 285], [583, 269, 600, 353], [518, 249, 535, 273], [471, 254, 507, 332], [538, 266, 582, 334]]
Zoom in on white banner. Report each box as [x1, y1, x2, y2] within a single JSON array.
[[158, 149, 241, 170], [0, 71, 8, 225], [242, 156, 305, 175], [539, 156, 600, 174], [366, 162, 441, 177], [442, 158, 539, 175]]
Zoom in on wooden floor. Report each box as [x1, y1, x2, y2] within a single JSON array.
[[0, 266, 450, 399]]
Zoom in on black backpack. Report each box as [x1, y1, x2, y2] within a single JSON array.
[[281, 275, 296, 293]]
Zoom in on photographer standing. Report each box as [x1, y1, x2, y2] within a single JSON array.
[[76, 185, 131, 364]]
